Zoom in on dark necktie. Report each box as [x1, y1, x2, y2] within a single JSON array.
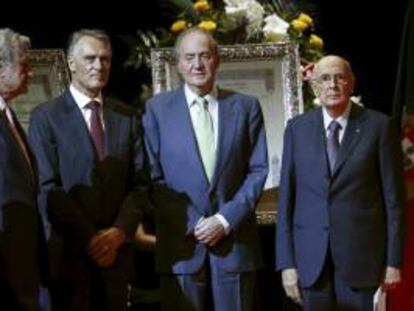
[[87, 101, 104, 161], [327, 120, 341, 173]]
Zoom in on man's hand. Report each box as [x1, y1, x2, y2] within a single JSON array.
[[281, 268, 302, 305], [382, 266, 401, 291], [88, 227, 127, 267], [194, 216, 226, 246]]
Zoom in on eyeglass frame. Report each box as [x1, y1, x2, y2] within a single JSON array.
[[312, 73, 352, 86]]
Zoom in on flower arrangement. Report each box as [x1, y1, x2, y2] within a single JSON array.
[[125, 0, 325, 110], [164, 0, 324, 63]]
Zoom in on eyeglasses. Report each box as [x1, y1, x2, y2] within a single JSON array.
[[313, 74, 349, 86]]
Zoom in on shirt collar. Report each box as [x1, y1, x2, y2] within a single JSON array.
[[184, 83, 218, 108], [70, 84, 103, 109], [322, 101, 352, 131]]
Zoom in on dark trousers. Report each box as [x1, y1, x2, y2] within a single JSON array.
[[49, 246, 133, 311], [301, 250, 376, 311], [0, 206, 40, 311], [160, 259, 258, 311]]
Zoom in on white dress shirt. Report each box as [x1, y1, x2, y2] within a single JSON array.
[[322, 102, 352, 143], [70, 85, 105, 131]]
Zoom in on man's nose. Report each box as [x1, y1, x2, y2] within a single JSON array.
[[93, 58, 103, 69], [193, 56, 203, 68]]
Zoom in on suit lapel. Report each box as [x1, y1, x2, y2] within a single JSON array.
[[171, 88, 208, 182], [210, 90, 238, 187], [61, 91, 96, 160], [0, 112, 35, 185], [332, 104, 364, 177], [314, 109, 331, 179], [12, 114, 39, 183], [103, 102, 119, 156]]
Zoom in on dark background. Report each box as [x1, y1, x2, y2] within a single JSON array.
[[1, 0, 409, 114], [2, 1, 409, 309]]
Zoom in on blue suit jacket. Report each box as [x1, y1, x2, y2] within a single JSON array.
[[276, 104, 405, 288], [28, 90, 147, 280], [143, 86, 268, 274]]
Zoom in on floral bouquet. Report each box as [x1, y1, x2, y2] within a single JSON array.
[[125, 0, 325, 110]]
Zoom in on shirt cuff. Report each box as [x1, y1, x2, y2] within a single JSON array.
[[215, 214, 231, 235]]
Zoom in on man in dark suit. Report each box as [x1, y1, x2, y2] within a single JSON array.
[[0, 28, 46, 310], [28, 29, 148, 311], [143, 27, 268, 311], [276, 55, 405, 310]]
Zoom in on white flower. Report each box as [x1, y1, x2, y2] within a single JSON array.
[[224, 0, 265, 36], [245, 1, 265, 36], [263, 14, 290, 42]]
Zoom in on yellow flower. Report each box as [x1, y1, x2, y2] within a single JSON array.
[[198, 20, 217, 32], [298, 13, 313, 26], [309, 34, 324, 49], [290, 19, 309, 32], [171, 20, 187, 33], [193, 0, 210, 13]]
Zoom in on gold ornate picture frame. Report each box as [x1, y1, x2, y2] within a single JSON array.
[[151, 42, 303, 224], [12, 49, 70, 131]]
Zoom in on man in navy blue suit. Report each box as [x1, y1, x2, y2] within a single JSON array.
[[143, 27, 268, 310], [276, 55, 405, 310], [0, 28, 46, 310], [29, 29, 148, 311]]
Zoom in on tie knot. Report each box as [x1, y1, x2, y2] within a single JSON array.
[[87, 100, 101, 112], [195, 97, 208, 110], [328, 120, 341, 133]]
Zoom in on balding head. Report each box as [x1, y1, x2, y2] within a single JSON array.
[[311, 55, 356, 117], [312, 55, 354, 81]]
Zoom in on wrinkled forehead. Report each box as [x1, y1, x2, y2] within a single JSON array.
[[314, 58, 351, 77], [179, 33, 215, 54]]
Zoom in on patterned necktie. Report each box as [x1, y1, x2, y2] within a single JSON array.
[[193, 97, 216, 181], [327, 120, 341, 173], [87, 101, 105, 161]]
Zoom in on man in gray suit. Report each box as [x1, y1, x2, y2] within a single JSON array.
[[0, 28, 45, 310], [276, 55, 405, 310]]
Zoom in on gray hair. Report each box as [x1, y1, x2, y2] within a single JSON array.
[[0, 28, 31, 67], [66, 29, 112, 57], [174, 27, 218, 60]]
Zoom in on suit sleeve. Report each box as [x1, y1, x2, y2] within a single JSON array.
[[379, 117, 406, 267], [218, 99, 268, 230], [275, 120, 296, 270], [142, 100, 164, 184], [28, 107, 95, 245], [113, 113, 149, 238]]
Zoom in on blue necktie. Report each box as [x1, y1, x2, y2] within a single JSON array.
[[327, 120, 341, 173]]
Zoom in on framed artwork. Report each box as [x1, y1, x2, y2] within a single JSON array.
[[11, 49, 70, 131], [151, 42, 303, 224]]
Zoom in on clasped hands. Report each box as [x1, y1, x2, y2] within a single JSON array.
[[194, 216, 226, 247], [87, 227, 127, 267]]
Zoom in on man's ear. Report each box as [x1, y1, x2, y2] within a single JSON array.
[[67, 56, 76, 74]]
